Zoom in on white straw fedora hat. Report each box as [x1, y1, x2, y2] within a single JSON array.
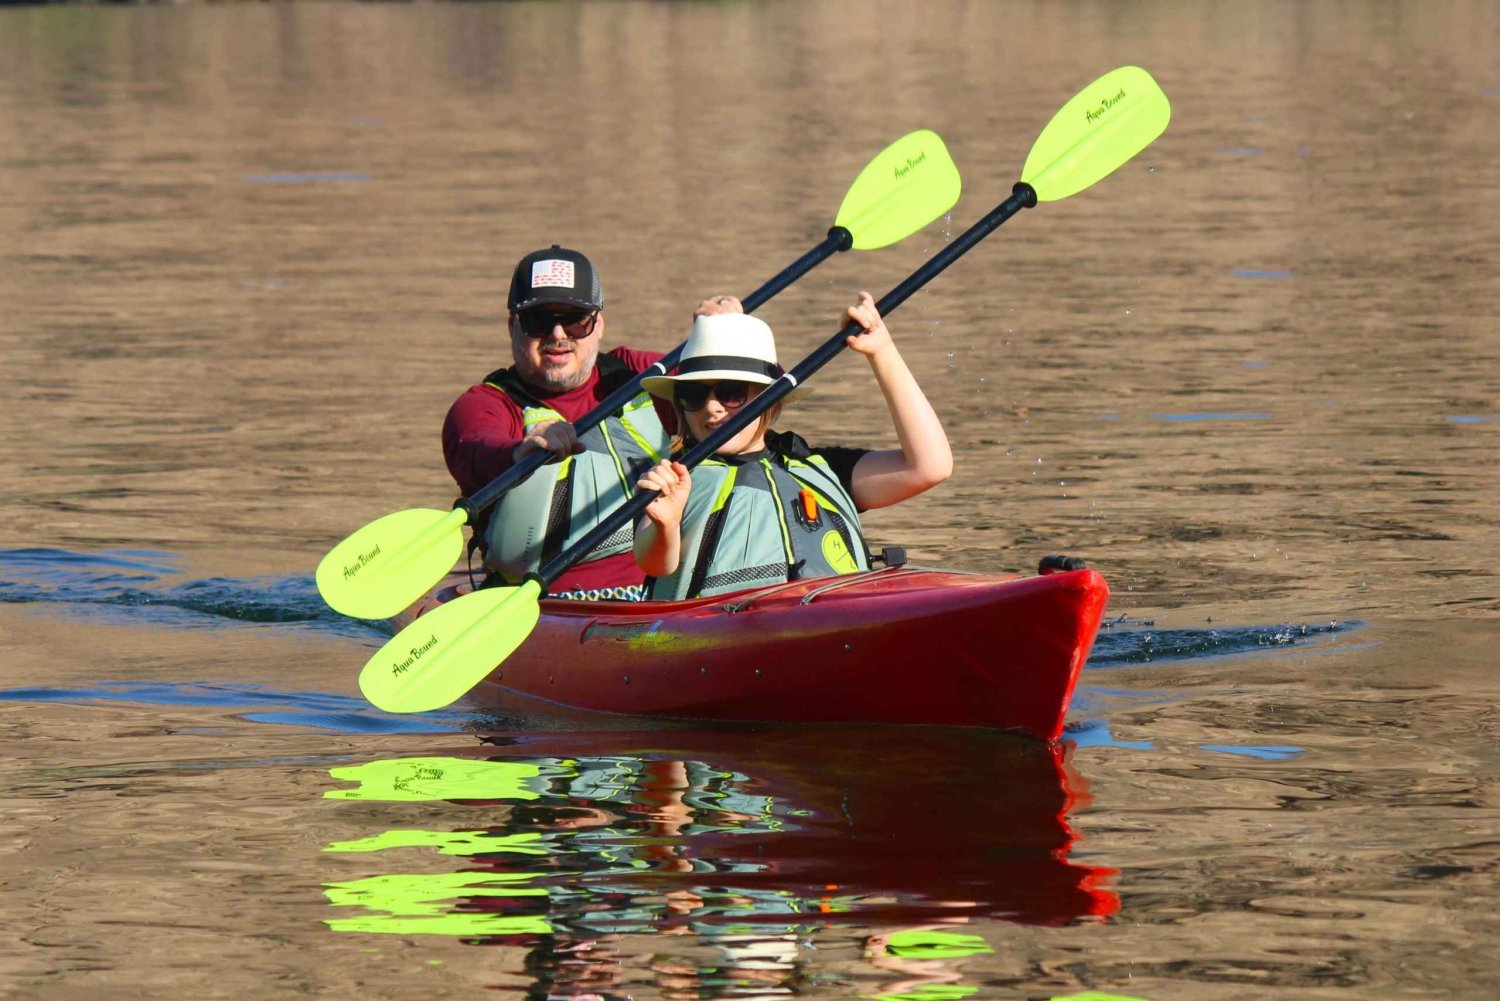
[[642, 312, 807, 401]]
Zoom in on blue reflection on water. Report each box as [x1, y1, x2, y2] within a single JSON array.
[[0, 547, 379, 640], [1066, 720, 1153, 750], [244, 172, 373, 184], [0, 680, 473, 734], [1199, 743, 1303, 760], [1230, 268, 1294, 279]]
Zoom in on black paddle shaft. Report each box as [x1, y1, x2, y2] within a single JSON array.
[[457, 226, 855, 521], [531, 183, 1038, 592]]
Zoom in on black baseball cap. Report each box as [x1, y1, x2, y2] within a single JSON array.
[[506, 245, 604, 313]]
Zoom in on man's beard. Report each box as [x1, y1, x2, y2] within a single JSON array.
[[532, 367, 589, 393], [517, 341, 597, 393]]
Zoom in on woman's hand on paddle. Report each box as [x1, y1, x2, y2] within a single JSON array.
[[842, 291, 954, 511], [638, 460, 692, 530], [635, 460, 691, 578], [513, 419, 585, 463], [844, 291, 894, 357], [695, 294, 743, 317]]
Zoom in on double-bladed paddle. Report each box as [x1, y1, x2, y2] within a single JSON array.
[[315, 130, 962, 621], [359, 65, 1171, 714]]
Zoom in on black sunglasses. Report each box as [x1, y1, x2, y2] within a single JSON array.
[[516, 308, 600, 339], [675, 380, 755, 412]]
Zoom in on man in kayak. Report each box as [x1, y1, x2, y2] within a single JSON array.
[[632, 295, 951, 599], [442, 245, 676, 601]]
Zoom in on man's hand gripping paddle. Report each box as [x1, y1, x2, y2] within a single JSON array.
[[314, 130, 962, 622], [360, 66, 1170, 714]]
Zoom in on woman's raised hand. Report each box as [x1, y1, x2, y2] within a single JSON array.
[[843, 291, 894, 357], [638, 459, 692, 529]]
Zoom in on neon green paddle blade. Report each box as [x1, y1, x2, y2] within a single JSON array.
[[1021, 65, 1171, 203], [883, 929, 994, 959], [326, 910, 552, 937], [874, 987, 978, 1001], [835, 128, 962, 250], [315, 506, 468, 620], [325, 828, 549, 857], [357, 578, 543, 713], [324, 756, 544, 802], [324, 870, 552, 936]]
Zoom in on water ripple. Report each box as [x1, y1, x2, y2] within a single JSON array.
[[0, 547, 378, 639], [1090, 619, 1361, 667], [0, 680, 474, 734]]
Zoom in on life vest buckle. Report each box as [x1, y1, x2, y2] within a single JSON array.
[[795, 488, 823, 530]]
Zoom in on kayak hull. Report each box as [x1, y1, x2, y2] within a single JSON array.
[[411, 567, 1108, 741]]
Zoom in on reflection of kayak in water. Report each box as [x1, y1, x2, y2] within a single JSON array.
[[322, 731, 1126, 1001], [398, 565, 1109, 741], [378, 725, 1123, 929]]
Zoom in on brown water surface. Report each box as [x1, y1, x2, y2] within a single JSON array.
[[1, 2, 1496, 999]]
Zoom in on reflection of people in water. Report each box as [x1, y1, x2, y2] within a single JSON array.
[[325, 731, 1116, 999], [523, 933, 631, 1001], [648, 934, 805, 1000], [861, 924, 994, 1000], [476, 758, 815, 1000]]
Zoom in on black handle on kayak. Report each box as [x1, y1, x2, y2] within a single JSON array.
[[456, 225, 854, 523], [530, 185, 1037, 592]]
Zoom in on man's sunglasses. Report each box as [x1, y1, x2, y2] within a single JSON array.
[[675, 380, 756, 413], [516, 309, 600, 339]]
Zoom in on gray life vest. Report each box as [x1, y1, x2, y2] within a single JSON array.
[[482, 361, 671, 583], [648, 437, 871, 600]]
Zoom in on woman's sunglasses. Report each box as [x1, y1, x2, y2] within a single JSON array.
[[675, 380, 756, 413], [517, 309, 600, 339]]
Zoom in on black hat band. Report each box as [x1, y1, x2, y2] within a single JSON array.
[[676, 355, 781, 379]]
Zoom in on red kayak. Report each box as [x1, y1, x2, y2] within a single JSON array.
[[405, 565, 1108, 741]]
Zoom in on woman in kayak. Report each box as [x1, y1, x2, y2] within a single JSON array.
[[632, 293, 951, 599]]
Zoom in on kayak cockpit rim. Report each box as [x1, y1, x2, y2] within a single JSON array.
[[719, 565, 980, 613]]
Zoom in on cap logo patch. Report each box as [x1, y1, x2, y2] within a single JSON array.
[[530, 259, 576, 290]]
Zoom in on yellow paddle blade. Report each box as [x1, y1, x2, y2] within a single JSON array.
[[882, 929, 994, 959], [315, 506, 468, 620], [324, 871, 552, 936], [835, 128, 962, 250], [874, 987, 977, 1001], [358, 578, 543, 713], [1021, 65, 1171, 203], [325, 829, 549, 856], [326, 910, 552, 937], [324, 756, 544, 802]]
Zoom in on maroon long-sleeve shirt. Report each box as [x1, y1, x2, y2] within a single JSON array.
[[442, 346, 671, 593]]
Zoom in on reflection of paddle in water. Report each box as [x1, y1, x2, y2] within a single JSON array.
[[319, 725, 1117, 945]]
